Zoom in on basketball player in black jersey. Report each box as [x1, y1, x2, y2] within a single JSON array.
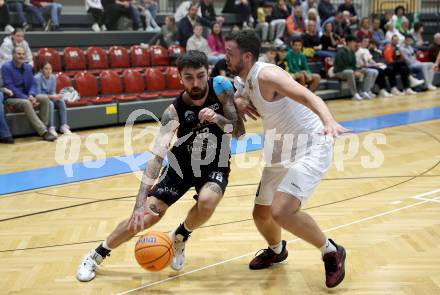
[[77, 50, 245, 282]]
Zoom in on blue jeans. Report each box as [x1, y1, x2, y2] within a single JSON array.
[[42, 3, 62, 26], [8, 2, 45, 25], [130, 5, 142, 29], [315, 50, 337, 59], [48, 99, 67, 127], [0, 93, 12, 138]]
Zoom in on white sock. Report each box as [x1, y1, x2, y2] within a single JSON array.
[[269, 242, 283, 254], [102, 239, 113, 251], [320, 239, 337, 256]]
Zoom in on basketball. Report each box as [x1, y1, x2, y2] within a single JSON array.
[[134, 231, 174, 272]]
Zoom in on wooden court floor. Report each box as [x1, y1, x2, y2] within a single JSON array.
[[0, 91, 439, 294]]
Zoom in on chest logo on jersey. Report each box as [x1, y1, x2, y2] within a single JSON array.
[[184, 110, 196, 122]]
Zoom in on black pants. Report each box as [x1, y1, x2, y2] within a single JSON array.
[[0, 4, 11, 29], [104, 3, 138, 31], [87, 7, 104, 26], [371, 66, 397, 89], [388, 60, 410, 88]]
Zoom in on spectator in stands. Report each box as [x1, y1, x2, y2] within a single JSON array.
[[30, 0, 63, 31], [301, 0, 318, 20], [427, 33, 440, 69], [149, 15, 178, 47], [210, 58, 234, 81], [337, 0, 357, 26], [133, 0, 160, 32], [235, 0, 254, 28], [392, 5, 408, 32], [383, 35, 424, 94], [371, 17, 385, 46], [186, 23, 220, 64], [178, 4, 204, 47], [0, 28, 33, 68], [35, 62, 71, 137], [258, 46, 276, 64], [175, 0, 201, 23], [401, 35, 437, 91], [200, 0, 224, 28], [333, 35, 375, 100], [306, 8, 321, 34], [302, 20, 334, 59], [380, 10, 392, 32], [6, 0, 47, 31], [286, 37, 321, 92], [385, 21, 403, 43], [398, 18, 410, 37], [322, 12, 351, 39], [0, 75, 14, 143], [411, 22, 427, 48], [1, 46, 56, 141], [368, 39, 402, 97], [356, 17, 372, 40], [275, 44, 289, 71], [86, 0, 106, 32], [317, 0, 335, 23], [268, 0, 290, 45], [255, 3, 270, 43], [208, 22, 225, 58], [320, 22, 339, 58], [286, 5, 305, 37], [0, 0, 14, 33], [103, 0, 141, 31]]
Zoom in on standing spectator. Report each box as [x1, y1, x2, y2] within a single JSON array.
[[286, 37, 321, 92], [337, 0, 358, 25], [86, 0, 106, 32], [207, 22, 225, 58], [383, 35, 424, 94], [0, 28, 33, 67], [186, 23, 220, 64], [0, 75, 14, 143], [286, 5, 305, 36], [1, 46, 56, 141], [371, 17, 385, 46], [0, 0, 14, 32], [103, 0, 141, 31], [318, 0, 335, 22], [333, 35, 376, 100], [34, 62, 71, 137], [30, 0, 63, 31], [175, 0, 201, 22], [200, 0, 224, 28], [178, 4, 204, 47], [356, 17, 372, 40], [319, 22, 339, 58], [258, 46, 276, 64], [411, 22, 427, 48], [392, 5, 408, 32], [401, 35, 437, 90], [6, 0, 46, 31]]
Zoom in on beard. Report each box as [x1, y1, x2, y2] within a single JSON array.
[[227, 59, 244, 76], [187, 85, 208, 100]]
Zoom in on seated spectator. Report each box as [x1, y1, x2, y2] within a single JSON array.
[[6, 0, 46, 31], [150, 15, 178, 47], [186, 23, 220, 64], [306, 8, 321, 34], [320, 22, 339, 57], [210, 58, 234, 81], [268, 0, 290, 45], [258, 46, 276, 64], [286, 37, 321, 92], [133, 0, 160, 32], [1, 46, 56, 141], [286, 5, 305, 36], [385, 21, 403, 43], [427, 33, 440, 68], [0, 75, 14, 143], [35, 62, 71, 137], [302, 20, 334, 58], [333, 35, 376, 100], [337, 0, 358, 25], [398, 18, 410, 36], [178, 4, 205, 47], [102, 0, 141, 31], [255, 4, 270, 43], [392, 5, 408, 32], [371, 17, 385, 46], [275, 44, 289, 71], [318, 0, 335, 23], [301, 0, 318, 20], [322, 12, 351, 39], [380, 10, 393, 32], [200, 0, 224, 28], [30, 0, 63, 31], [235, 0, 254, 28], [208, 22, 225, 58], [411, 22, 427, 48], [401, 35, 437, 91], [0, 28, 33, 68], [86, 0, 106, 32], [0, 0, 14, 32], [175, 0, 201, 22], [356, 17, 372, 40], [383, 35, 424, 94]]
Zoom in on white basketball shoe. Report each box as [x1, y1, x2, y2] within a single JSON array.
[[76, 251, 104, 282], [170, 230, 186, 271]]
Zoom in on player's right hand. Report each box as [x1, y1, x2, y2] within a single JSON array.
[[234, 97, 259, 121]]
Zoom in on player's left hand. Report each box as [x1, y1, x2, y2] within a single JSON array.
[[322, 120, 351, 137], [199, 107, 217, 124]]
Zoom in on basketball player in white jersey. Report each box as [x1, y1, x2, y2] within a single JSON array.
[[225, 30, 349, 288]]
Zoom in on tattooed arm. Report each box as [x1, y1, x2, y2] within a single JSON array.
[[129, 104, 179, 231]]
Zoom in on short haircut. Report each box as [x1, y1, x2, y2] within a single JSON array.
[[12, 45, 25, 55], [176, 50, 209, 72], [345, 35, 357, 43], [12, 28, 24, 35], [225, 30, 261, 61]]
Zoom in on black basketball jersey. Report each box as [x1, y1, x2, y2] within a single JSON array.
[[169, 79, 230, 172]]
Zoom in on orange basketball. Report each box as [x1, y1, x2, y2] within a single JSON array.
[[134, 231, 174, 272]]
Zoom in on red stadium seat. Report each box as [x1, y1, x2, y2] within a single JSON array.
[[38, 48, 62, 72], [91, 70, 120, 104], [55, 72, 72, 92], [119, 69, 144, 102], [150, 45, 168, 66], [163, 66, 183, 97], [144, 67, 165, 95], [168, 44, 185, 66], [109, 46, 130, 69], [130, 45, 150, 68], [86, 47, 109, 73], [73, 71, 98, 106], [63, 47, 86, 75]]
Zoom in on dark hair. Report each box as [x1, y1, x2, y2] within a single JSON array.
[[289, 35, 303, 44], [394, 5, 405, 15], [369, 39, 379, 47], [225, 30, 261, 61], [345, 35, 357, 43], [176, 50, 209, 72], [413, 22, 424, 32], [12, 28, 24, 35], [404, 34, 413, 40]]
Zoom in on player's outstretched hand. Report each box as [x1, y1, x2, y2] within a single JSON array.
[[323, 120, 351, 137], [199, 107, 218, 124], [128, 204, 159, 232], [234, 97, 259, 121]]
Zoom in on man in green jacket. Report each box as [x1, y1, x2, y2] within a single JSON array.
[[286, 37, 321, 92]]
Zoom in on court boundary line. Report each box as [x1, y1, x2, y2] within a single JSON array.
[[116, 188, 440, 295]]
